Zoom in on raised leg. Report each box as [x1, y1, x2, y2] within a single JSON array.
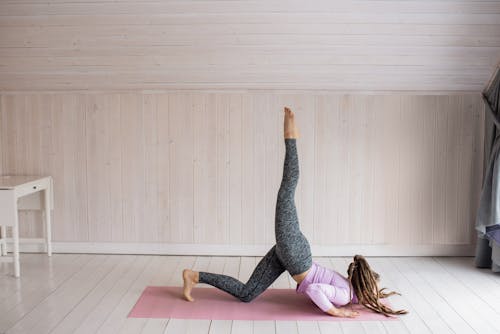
[[274, 109, 312, 276], [275, 138, 300, 235]]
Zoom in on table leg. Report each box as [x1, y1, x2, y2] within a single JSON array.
[[0, 225, 6, 255], [44, 188, 52, 256], [13, 208, 20, 278]]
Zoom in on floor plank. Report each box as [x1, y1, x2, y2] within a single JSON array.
[[392, 257, 476, 334], [73, 255, 154, 334], [209, 320, 232, 334], [229, 256, 256, 334], [0, 254, 82, 299], [50, 255, 137, 334], [413, 257, 500, 334], [146, 256, 197, 334], [275, 321, 298, 334], [140, 318, 169, 334], [140, 255, 184, 334], [368, 257, 433, 334], [434, 257, 500, 317], [6, 254, 113, 334], [253, 321, 276, 334], [0, 254, 90, 331]]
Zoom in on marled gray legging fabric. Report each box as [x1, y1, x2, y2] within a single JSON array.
[[198, 138, 312, 302]]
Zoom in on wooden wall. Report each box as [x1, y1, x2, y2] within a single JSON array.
[[0, 0, 495, 254], [0, 92, 484, 251]]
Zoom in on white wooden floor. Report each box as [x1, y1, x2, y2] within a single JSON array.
[[1, 255, 499, 334]]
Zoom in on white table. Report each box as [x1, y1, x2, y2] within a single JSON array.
[[0, 175, 53, 277]]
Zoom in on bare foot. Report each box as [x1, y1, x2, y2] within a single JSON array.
[[284, 107, 299, 139], [182, 269, 199, 302]]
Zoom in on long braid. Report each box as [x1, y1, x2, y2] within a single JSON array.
[[347, 255, 408, 317]]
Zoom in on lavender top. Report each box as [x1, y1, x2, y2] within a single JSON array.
[[296, 261, 358, 312]]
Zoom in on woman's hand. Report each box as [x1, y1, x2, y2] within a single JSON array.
[[326, 306, 360, 318]]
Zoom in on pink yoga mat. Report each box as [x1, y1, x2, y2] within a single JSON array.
[[128, 286, 399, 321]]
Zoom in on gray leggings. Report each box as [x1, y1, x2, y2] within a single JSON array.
[[198, 138, 312, 302]]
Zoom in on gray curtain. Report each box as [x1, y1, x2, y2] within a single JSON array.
[[475, 66, 500, 272]]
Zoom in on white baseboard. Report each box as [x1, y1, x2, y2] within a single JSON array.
[[9, 241, 475, 257]]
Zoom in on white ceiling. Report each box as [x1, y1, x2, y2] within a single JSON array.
[[0, 0, 499, 92]]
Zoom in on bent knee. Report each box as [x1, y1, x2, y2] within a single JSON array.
[[239, 294, 256, 303]]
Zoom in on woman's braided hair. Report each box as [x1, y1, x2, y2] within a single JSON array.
[[347, 255, 408, 317]]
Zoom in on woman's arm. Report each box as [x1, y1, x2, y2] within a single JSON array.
[[304, 283, 359, 318]]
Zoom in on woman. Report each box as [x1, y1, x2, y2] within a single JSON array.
[[183, 107, 407, 318]]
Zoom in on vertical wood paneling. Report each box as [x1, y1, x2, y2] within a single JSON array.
[[349, 96, 374, 244], [228, 94, 243, 245], [337, 96, 352, 244], [360, 96, 376, 244], [106, 94, 124, 242], [420, 96, 437, 244], [3, 95, 23, 173], [312, 97, 326, 245], [193, 93, 216, 244], [263, 96, 280, 245], [215, 94, 231, 244], [433, 96, 450, 243], [253, 95, 268, 244], [367, 97, 384, 244], [322, 96, 344, 244], [428, 96, 446, 243], [399, 96, 421, 244], [120, 93, 145, 242], [420, 98, 437, 245], [168, 93, 194, 243], [457, 95, 473, 244], [458, 94, 484, 244], [445, 96, 461, 244], [156, 95, 171, 242], [372, 96, 401, 244], [53, 94, 88, 241], [85, 94, 122, 242], [0, 96, 3, 176], [142, 94, 159, 242], [241, 95, 256, 245], [0, 92, 485, 251], [409, 96, 427, 245]]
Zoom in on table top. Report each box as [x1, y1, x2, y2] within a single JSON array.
[[0, 175, 50, 189]]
